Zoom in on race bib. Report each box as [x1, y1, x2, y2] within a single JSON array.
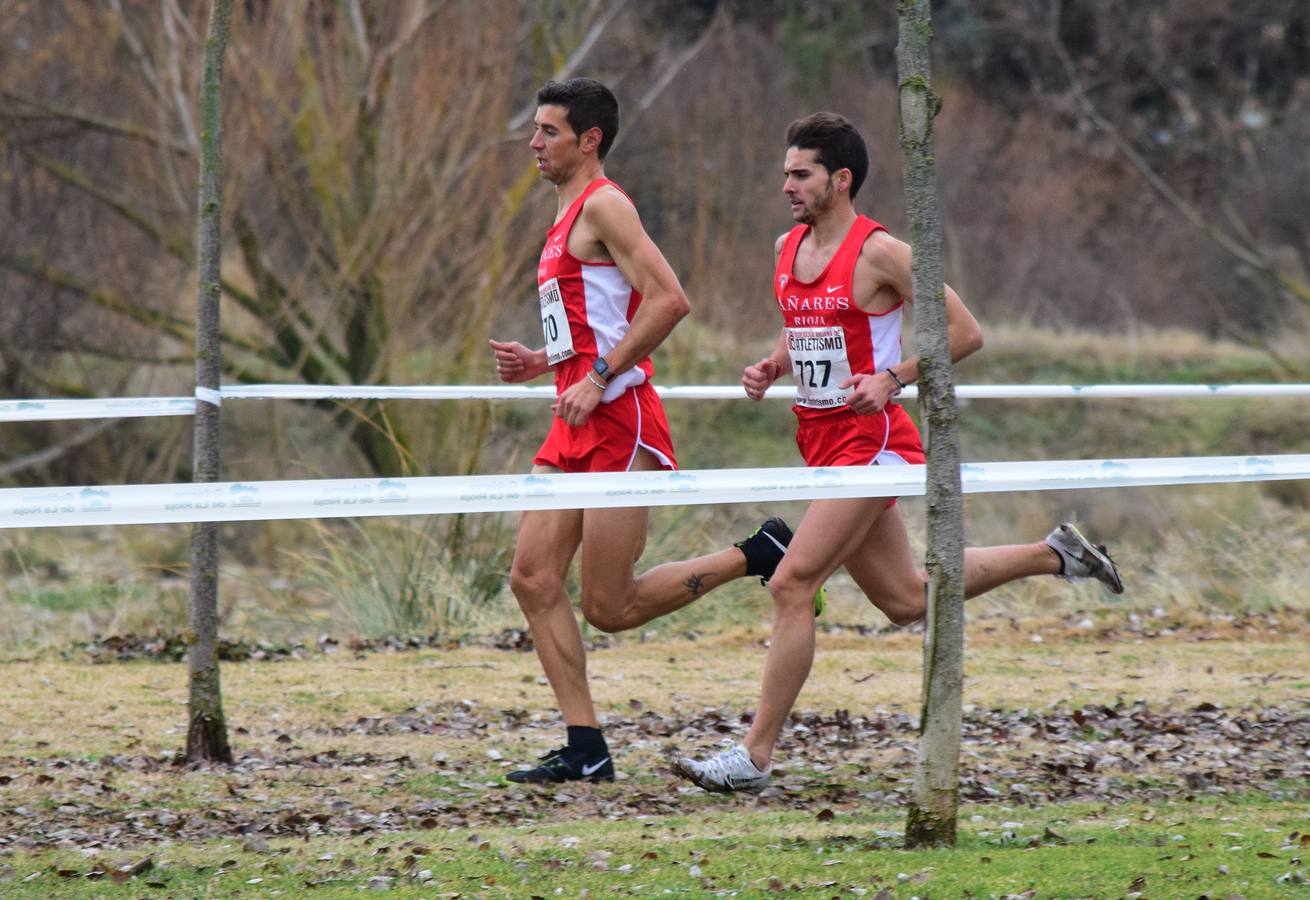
[[538, 277, 575, 365], [787, 326, 853, 408]]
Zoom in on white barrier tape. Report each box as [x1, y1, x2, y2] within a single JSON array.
[[2, 453, 1306, 530], [0, 397, 196, 423], [6, 383, 1310, 423], [194, 386, 222, 408], [223, 382, 1310, 401]]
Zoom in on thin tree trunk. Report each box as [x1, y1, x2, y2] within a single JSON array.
[[897, 0, 965, 849], [186, 0, 234, 765]]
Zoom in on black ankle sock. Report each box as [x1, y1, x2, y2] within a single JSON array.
[[566, 725, 607, 757]]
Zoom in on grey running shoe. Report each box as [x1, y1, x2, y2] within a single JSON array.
[[1045, 523, 1124, 594], [671, 743, 770, 794]]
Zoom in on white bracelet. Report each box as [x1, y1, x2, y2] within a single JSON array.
[[584, 371, 607, 391]]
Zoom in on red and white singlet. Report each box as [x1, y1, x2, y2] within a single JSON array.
[[533, 179, 676, 473], [774, 215, 924, 468]]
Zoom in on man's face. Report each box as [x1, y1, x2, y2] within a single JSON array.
[[530, 104, 582, 185], [783, 147, 836, 225]]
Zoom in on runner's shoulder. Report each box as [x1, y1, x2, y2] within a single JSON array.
[[859, 228, 907, 265]]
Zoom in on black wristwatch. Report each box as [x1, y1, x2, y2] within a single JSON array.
[[592, 356, 613, 384]]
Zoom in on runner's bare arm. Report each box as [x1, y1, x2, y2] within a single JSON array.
[[858, 230, 982, 383], [551, 188, 690, 426], [840, 231, 982, 414], [488, 340, 550, 383], [581, 187, 691, 376], [743, 330, 789, 401], [742, 233, 794, 400]]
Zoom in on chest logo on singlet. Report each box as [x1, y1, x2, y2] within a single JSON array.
[[538, 277, 576, 365], [786, 326, 854, 409]]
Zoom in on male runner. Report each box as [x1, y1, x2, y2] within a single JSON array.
[[672, 112, 1124, 794], [488, 78, 792, 784]]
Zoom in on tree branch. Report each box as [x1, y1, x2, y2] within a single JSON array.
[[506, 0, 631, 134], [0, 419, 119, 479], [0, 90, 192, 153], [1050, 3, 1310, 308]]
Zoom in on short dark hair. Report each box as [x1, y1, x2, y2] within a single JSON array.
[[785, 112, 869, 199], [536, 78, 620, 160]]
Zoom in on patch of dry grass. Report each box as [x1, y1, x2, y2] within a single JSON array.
[[4, 622, 1307, 763]]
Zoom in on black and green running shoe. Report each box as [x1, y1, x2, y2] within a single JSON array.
[[735, 516, 826, 616], [505, 746, 615, 784], [735, 516, 793, 584]]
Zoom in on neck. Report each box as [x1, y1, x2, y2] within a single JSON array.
[[807, 203, 858, 247], [555, 160, 606, 213]]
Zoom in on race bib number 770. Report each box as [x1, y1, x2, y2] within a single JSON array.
[[538, 277, 576, 365]]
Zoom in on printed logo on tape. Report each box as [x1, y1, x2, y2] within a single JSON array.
[[523, 475, 555, 498], [377, 479, 408, 504], [80, 487, 112, 512], [229, 483, 262, 508]]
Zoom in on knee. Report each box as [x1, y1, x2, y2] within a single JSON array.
[[509, 563, 561, 617], [882, 603, 924, 628], [768, 569, 825, 614], [578, 585, 633, 634], [580, 606, 626, 634], [875, 584, 926, 627]]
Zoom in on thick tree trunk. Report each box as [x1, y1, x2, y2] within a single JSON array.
[[186, 0, 234, 765], [897, 0, 965, 848]]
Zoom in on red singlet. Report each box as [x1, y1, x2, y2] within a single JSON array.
[[533, 179, 677, 473], [774, 215, 924, 470]]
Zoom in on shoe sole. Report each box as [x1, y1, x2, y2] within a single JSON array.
[[1061, 525, 1124, 594], [670, 758, 766, 794], [504, 771, 615, 785]]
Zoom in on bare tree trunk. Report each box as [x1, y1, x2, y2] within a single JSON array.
[[897, 0, 965, 849], [186, 0, 234, 765]]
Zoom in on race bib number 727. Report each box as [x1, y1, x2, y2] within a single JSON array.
[[538, 277, 575, 365], [787, 326, 853, 408]]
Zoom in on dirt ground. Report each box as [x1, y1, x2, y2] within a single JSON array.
[[1, 612, 1308, 852]]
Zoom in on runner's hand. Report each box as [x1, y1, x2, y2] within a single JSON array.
[[742, 358, 780, 401], [489, 340, 547, 384], [553, 376, 604, 426], [840, 371, 899, 415]]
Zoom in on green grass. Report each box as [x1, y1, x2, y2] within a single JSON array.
[[2, 798, 1306, 897]]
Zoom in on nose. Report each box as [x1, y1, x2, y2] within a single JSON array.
[[530, 130, 544, 151]]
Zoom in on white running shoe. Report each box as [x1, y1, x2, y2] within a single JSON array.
[[1045, 523, 1124, 594], [671, 743, 771, 794]]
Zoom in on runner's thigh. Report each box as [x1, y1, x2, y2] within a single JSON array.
[[576, 448, 663, 598], [512, 465, 583, 584], [842, 504, 923, 613], [776, 496, 891, 589]]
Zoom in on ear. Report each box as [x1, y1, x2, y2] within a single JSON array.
[[579, 126, 603, 155], [834, 168, 852, 193]]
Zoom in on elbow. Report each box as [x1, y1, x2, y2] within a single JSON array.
[[670, 293, 692, 323], [960, 323, 983, 359]]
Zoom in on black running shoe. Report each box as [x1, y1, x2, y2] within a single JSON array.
[[734, 516, 826, 616], [735, 516, 793, 585], [504, 746, 615, 784]]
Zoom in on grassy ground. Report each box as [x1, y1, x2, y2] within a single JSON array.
[[2, 621, 1308, 896]]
